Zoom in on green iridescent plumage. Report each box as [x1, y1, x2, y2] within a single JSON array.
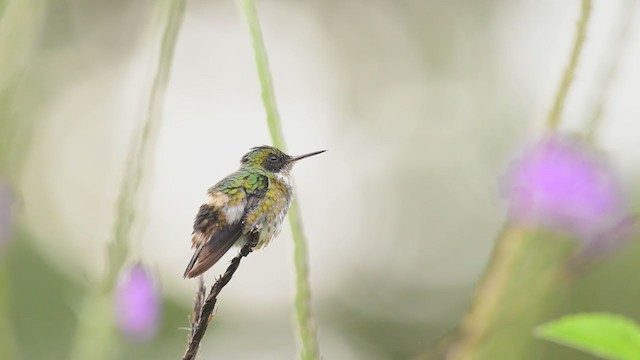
[[212, 168, 268, 200], [183, 145, 325, 278]]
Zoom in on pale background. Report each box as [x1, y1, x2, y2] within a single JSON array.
[[3, 0, 640, 359]]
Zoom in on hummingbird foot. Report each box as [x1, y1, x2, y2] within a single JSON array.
[[240, 233, 259, 257]]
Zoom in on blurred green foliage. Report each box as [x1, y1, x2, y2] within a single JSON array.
[[537, 313, 640, 359], [1, 0, 640, 359], [4, 232, 204, 360]]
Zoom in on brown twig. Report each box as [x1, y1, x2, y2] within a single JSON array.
[[188, 276, 206, 341], [182, 242, 254, 360]]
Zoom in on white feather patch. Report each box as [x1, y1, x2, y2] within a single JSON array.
[[275, 172, 292, 187], [224, 204, 245, 224]]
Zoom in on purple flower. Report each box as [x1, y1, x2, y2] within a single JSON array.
[[504, 134, 629, 242], [114, 264, 161, 341]]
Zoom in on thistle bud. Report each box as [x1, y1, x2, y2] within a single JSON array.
[[504, 134, 629, 243], [114, 264, 161, 341]]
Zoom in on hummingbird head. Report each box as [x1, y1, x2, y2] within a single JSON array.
[[240, 145, 326, 174]]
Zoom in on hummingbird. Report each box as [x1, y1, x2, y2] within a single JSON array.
[[183, 145, 326, 279]]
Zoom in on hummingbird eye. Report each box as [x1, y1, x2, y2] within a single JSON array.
[[269, 155, 278, 162]]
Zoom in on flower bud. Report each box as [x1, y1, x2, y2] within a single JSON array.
[[504, 134, 629, 242], [114, 264, 161, 341]]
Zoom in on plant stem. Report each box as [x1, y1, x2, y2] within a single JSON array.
[[437, 2, 594, 359], [236, 0, 320, 358], [237, 0, 285, 149], [584, 0, 636, 142], [430, 228, 577, 360], [104, 0, 186, 291], [450, 227, 526, 360], [70, 2, 186, 359], [182, 242, 255, 360], [546, 0, 592, 130]]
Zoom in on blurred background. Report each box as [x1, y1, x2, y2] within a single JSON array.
[[1, 0, 640, 359]]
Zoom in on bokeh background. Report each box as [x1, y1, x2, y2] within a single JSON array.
[[1, 0, 640, 359]]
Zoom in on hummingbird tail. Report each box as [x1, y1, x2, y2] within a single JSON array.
[[183, 243, 205, 278], [183, 225, 243, 279]]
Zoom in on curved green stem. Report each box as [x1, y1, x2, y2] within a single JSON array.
[[585, 0, 636, 142], [546, 0, 592, 130], [236, 1, 321, 358], [104, 0, 186, 292], [437, 2, 594, 359], [439, 228, 576, 360], [70, 2, 186, 360]]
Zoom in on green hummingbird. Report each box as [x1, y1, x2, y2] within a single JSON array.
[[183, 145, 326, 278]]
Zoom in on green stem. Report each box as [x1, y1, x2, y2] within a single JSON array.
[[436, 228, 577, 360], [288, 200, 320, 359], [451, 227, 526, 360], [104, 0, 186, 291], [236, 1, 320, 359], [436, 3, 594, 359], [546, 0, 592, 130], [584, 0, 636, 142], [70, 2, 186, 360], [0, 0, 44, 179], [237, 0, 285, 149]]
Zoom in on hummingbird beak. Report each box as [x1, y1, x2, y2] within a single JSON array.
[[289, 150, 327, 162]]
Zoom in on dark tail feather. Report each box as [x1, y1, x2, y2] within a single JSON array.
[[183, 226, 243, 279], [183, 243, 205, 278]]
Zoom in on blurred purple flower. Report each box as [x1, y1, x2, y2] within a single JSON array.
[[114, 264, 161, 342], [504, 134, 630, 242]]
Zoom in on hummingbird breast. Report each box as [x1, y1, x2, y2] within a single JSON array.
[[244, 173, 293, 248]]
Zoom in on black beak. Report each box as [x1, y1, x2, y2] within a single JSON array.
[[290, 150, 327, 162]]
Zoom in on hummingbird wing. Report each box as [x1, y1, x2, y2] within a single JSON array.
[[183, 171, 269, 278], [183, 222, 243, 278]]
